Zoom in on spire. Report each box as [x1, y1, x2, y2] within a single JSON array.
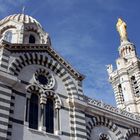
[[22, 6, 25, 14]]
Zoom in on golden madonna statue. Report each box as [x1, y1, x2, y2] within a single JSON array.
[[116, 18, 128, 41]]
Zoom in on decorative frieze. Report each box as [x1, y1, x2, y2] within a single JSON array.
[[85, 96, 140, 122]]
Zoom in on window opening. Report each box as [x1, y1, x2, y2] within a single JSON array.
[[29, 94, 39, 129], [4, 31, 12, 42], [29, 35, 35, 43], [45, 98, 54, 133]]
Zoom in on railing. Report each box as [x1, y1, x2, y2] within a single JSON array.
[[84, 96, 140, 122]]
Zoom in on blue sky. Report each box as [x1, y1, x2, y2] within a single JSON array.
[[0, 0, 140, 106]]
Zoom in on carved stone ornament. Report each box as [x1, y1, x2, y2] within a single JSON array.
[[99, 133, 110, 140], [34, 68, 55, 90]]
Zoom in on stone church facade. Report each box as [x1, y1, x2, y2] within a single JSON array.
[[0, 14, 140, 140]]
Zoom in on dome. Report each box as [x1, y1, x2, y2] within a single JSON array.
[[0, 14, 50, 45], [0, 14, 42, 28]]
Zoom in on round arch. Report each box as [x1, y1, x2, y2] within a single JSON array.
[[125, 128, 140, 140], [8, 53, 78, 98], [1, 25, 16, 34], [26, 85, 62, 108], [26, 84, 44, 95], [25, 25, 40, 36], [44, 90, 62, 109], [86, 116, 124, 140]]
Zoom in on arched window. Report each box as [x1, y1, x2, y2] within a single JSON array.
[[45, 98, 54, 133], [29, 35, 35, 43], [118, 84, 122, 93], [29, 94, 39, 129], [131, 76, 139, 96], [4, 31, 12, 42], [118, 84, 124, 102]]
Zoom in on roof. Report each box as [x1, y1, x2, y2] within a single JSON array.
[[1, 40, 85, 81], [0, 14, 42, 28]]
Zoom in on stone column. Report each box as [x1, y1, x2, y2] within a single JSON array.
[[54, 104, 61, 135], [24, 92, 31, 126], [39, 93, 46, 131]]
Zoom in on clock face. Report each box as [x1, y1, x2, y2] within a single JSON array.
[[34, 69, 55, 89]]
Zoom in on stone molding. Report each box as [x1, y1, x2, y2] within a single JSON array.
[[125, 127, 140, 140], [85, 96, 140, 124], [86, 115, 124, 140], [1, 41, 84, 81]]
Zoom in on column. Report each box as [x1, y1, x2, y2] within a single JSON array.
[[24, 92, 31, 126], [39, 93, 46, 131], [55, 104, 61, 135]]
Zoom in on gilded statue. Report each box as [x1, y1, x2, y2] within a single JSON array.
[[116, 18, 128, 41]]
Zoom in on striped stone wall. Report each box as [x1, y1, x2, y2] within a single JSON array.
[[0, 48, 10, 71], [0, 82, 12, 140], [7, 51, 84, 140], [86, 115, 125, 140], [125, 127, 140, 140], [71, 107, 87, 140], [8, 52, 80, 99]]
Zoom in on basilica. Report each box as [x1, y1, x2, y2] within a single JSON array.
[[0, 14, 140, 140]]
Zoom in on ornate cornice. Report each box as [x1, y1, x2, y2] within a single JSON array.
[[84, 95, 140, 126], [0, 40, 85, 81]]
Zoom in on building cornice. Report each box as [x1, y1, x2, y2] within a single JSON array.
[[0, 40, 85, 81], [109, 60, 140, 83], [85, 96, 140, 127], [67, 94, 140, 127]]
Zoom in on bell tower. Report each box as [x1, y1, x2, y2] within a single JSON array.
[[107, 18, 140, 115]]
